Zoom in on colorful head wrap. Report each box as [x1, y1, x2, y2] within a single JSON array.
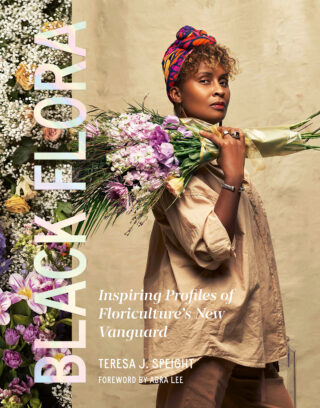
[[162, 25, 217, 103]]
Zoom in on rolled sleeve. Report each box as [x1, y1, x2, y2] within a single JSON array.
[[157, 186, 237, 271], [203, 211, 236, 262]]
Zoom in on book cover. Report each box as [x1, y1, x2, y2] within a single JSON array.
[[0, 1, 319, 407]]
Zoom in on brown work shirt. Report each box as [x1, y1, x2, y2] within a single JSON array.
[[141, 160, 288, 382]]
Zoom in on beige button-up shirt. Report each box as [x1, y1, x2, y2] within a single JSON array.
[[141, 160, 288, 381]]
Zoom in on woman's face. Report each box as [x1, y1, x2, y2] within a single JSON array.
[[174, 61, 230, 125]]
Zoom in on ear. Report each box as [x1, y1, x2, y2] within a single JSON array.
[[169, 86, 182, 104]]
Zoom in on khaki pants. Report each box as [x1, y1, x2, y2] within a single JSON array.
[[156, 356, 294, 408]]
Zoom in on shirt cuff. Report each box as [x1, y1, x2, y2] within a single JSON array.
[[204, 210, 237, 262]]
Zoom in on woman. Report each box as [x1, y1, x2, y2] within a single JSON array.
[[142, 25, 294, 408]]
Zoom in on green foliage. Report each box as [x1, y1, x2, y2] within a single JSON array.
[[54, 201, 72, 234], [28, 363, 35, 378], [6, 76, 16, 87], [28, 397, 42, 408], [7, 90, 19, 102], [54, 317, 72, 328], [12, 314, 32, 326], [12, 139, 37, 165], [11, 300, 31, 317], [0, 336, 6, 348]]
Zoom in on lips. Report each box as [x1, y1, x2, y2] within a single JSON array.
[[210, 102, 225, 110], [210, 101, 225, 108]]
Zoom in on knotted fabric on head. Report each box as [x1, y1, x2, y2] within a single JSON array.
[[162, 25, 217, 103]]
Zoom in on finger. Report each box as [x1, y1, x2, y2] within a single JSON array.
[[234, 128, 245, 144], [199, 130, 223, 146], [217, 126, 231, 137], [217, 127, 236, 141]]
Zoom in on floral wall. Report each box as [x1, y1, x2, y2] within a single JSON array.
[[0, 1, 73, 407]]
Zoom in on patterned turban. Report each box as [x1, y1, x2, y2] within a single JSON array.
[[162, 25, 217, 103]]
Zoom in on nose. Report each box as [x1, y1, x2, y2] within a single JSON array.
[[212, 80, 225, 97]]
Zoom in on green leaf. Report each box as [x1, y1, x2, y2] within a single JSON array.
[[8, 90, 19, 101], [21, 393, 32, 404], [189, 152, 200, 160], [20, 360, 29, 368], [57, 143, 69, 152], [54, 317, 72, 327], [54, 201, 73, 234], [11, 300, 31, 316], [0, 337, 6, 348], [56, 200, 72, 215], [28, 362, 35, 377], [12, 145, 37, 165], [0, 324, 6, 336], [12, 314, 32, 326], [6, 76, 16, 86], [20, 137, 35, 147], [9, 368, 17, 379], [0, 359, 4, 376], [29, 397, 42, 408]]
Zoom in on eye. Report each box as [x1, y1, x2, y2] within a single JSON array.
[[199, 78, 210, 84], [220, 79, 229, 87]]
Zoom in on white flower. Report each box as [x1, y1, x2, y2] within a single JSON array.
[[15, 174, 38, 200]]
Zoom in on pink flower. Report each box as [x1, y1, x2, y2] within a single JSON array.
[[23, 323, 39, 344], [16, 325, 25, 335], [9, 272, 48, 314], [85, 120, 100, 138], [9, 375, 34, 396], [31, 329, 56, 362], [3, 350, 22, 369], [103, 181, 132, 212], [162, 115, 180, 129], [33, 315, 44, 326], [42, 127, 63, 142], [39, 348, 72, 376], [5, 328, 20, 346], [0, 289, 11, 325]]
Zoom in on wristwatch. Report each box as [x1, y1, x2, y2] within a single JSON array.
[[221, 182, 245, 192]]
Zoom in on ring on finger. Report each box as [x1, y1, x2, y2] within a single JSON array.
[[231, 131, 240, 139], [222, 130, 230, 136]]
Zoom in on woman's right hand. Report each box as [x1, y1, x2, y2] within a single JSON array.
[[199, 126, 246, 185]]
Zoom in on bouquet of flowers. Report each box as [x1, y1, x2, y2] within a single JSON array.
[[71, 101, 320, 237]]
